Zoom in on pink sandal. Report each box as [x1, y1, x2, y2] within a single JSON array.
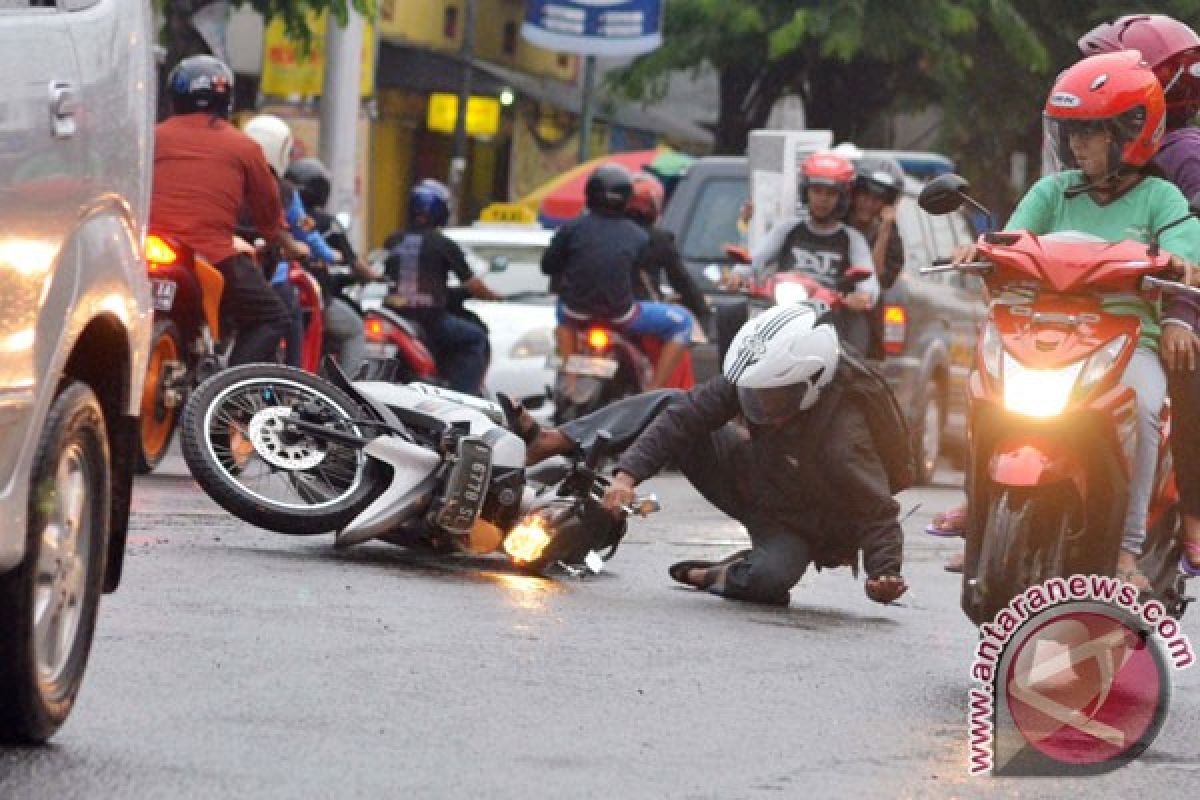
[[1180, 541, 1200, 578], [925, 505, 968, 538]]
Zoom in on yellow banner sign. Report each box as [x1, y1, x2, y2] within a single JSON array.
[[426, 93, 501, 137], [261, 12, 375, 98]]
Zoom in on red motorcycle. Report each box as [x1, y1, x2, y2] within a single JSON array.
[[919, 174, 1195, 624], [714, 244, 873, 362]]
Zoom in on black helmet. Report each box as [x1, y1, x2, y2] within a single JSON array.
[[167, 55, 234, 118], [285, 157, 332, 210], [853, 157, 905, 204], [585, 164, 634, 215]]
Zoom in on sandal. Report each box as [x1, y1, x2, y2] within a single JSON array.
[[1116, 566, 1151, 592], [926, 505, 968, 538], [1180, 542, 1200, 578], [668, 549, 751, 588]]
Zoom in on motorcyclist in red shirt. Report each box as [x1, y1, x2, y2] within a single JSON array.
[[149, 55, 291, 366]]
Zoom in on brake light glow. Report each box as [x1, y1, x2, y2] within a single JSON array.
[[883, 305, 907, 355], [365, 317, 398, 341], [145, 235, 177, 269], [587, 328, 610, 350]]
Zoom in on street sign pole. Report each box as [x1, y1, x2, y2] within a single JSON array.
[[577, 54, 597, 164], [449, 0, 477, 224], [319, 7, 365, 244]]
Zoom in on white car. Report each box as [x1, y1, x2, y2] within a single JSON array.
[[362, 223, 558, 422]]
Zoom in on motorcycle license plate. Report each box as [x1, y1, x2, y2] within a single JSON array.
[[564, 354, 618, 379], [435, 436, 492, 534], [151, 279, 177, 312]]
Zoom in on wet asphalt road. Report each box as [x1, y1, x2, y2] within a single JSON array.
[[1, 447, 1199, 799]]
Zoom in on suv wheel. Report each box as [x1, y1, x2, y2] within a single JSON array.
[[913, 378, 944, 485], [0, 382, 110, 743]]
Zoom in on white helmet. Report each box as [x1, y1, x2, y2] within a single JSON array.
[[243, 114, 294, 176], [723, 303, 840, 424]]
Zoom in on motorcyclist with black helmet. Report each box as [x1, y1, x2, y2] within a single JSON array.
[[848, 157, 906, 360], [382, 181, 502, 395], [541, 164, 693, 390], [149, 55, 291, 366], [285, 156, 378, 377]]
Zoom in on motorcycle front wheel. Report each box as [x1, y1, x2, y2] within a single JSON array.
[[971, 485, 1077, 625], [180, 364, 382, 535]]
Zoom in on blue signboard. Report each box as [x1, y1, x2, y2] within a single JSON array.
[[521, 0, 663, 57]]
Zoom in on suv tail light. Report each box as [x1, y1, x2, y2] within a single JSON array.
[[882, 305, 907, 355]]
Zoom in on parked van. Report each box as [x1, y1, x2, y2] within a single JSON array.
[[0, 0, 154, 743], [661, 155, 984, 483]]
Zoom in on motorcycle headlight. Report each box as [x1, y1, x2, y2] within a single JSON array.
[[1002, 354, 1085, 418], [774, 282, 810, 306], [510, 328, 555, 359], [1076, 334, 1128, 397], [503, 515, 552, 564], [980, 321, 1003, 384]]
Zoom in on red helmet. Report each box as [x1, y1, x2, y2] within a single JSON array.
[[626, 172, 665, 224], [1043, 51, 1166, 175], [800, 151, 855, 215], [1079, 15, 1200, 115]]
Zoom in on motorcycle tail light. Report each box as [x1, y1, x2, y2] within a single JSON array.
[[586, 328, 610, 351], [145, 234, 177, 270], [882, 305, 907, 355], [365, 316, 398, 342]]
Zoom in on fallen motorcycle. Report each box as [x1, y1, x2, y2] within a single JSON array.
[[178, 360, 656, 575]]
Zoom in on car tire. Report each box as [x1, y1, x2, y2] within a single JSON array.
[[0, 382, 111, 744], [913, 377, 944, 486]]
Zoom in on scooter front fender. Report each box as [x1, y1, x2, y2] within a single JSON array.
[[987, 436, 1083, 488], [336, 436, 442, 547]]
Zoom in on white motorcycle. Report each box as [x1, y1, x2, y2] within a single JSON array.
[[178, 361, 657, 575]]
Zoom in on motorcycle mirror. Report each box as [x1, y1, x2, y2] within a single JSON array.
[[917, 174, 970, 215], [489, 255, 510, 273]]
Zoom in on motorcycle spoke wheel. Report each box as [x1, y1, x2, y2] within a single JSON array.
[[201, 376, 367, 514]]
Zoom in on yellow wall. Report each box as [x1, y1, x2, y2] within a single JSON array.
[[377, 0, 577, 81]]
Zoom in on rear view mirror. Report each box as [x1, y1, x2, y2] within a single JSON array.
[[918, 174, 971, 215], [489, 256, 510, 273]]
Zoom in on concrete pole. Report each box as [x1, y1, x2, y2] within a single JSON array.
[[577, 55, 597, 163], [319, 7, 366, 245], [448, 0, 477, 224]]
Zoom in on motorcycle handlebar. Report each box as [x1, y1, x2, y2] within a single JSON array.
[[1141, 274, 1200, 298]]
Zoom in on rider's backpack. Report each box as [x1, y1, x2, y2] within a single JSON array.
[[839, 350, 918, 494]]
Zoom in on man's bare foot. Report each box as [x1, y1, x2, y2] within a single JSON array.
[[526, 429, 573, 466]]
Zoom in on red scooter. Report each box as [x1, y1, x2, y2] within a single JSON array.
[[919, 174, 1195, 624]]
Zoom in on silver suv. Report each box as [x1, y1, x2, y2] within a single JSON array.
[[0, 0, 154, 742]]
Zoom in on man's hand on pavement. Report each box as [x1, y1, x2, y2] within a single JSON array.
[[602, 472, 637, 517]]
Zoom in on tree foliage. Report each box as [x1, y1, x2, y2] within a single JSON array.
[[610, 0, 1200, 214], [155, 0, 374, 119]]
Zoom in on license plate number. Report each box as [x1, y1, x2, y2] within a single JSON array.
[[151, 279, 177, 312], [564, 355, 618, 378], [435, 437, 492, 534]]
